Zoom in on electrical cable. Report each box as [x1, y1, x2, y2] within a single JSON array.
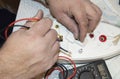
[[45, 66, 64, 79], [4, 17, 72, 57], [44, 63, 66, 79], [0, 25, 29, 42], [56, 63, 68, 79], [4, 17, 77, 79], [11, 25, 30, 29], [4, 18, 40, 39], [58, 56, 77, 79], [44, 56, 77, 79]]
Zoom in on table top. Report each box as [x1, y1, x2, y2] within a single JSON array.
[[15, 0, 120, 79]]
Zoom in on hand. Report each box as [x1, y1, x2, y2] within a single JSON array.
[[46, 0, 102, 42], [0, 10, 59, 79]]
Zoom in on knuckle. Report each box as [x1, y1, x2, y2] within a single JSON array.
[[77, 14, 84, 22], [92, 14, 101, 21], [80, 21, 88, 27], [57, 14, 64, 22], [77, 14, 88, 26], [98, 10, 102, 17], [43, 17, 53, 26], [94, 11, 102, 21], [50, 29, 58, 38]]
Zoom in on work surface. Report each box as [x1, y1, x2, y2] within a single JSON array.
[[15, 0, 120, 79]]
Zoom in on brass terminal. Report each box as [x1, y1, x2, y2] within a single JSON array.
[[57, 34, 63, 42], [55, 25, 59, 29]]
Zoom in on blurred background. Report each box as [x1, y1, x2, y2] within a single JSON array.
[[0, 0, 20, 47]]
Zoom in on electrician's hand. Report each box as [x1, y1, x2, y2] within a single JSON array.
[[0, 10, 59, 79], [47, 0, 102, 42]]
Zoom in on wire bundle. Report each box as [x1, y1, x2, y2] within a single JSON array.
[[44, 56, 77, 79], [4, 17, 40, 39]]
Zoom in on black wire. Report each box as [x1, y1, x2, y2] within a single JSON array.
[[44, 68, 51, 79], [0, 25, 30, 38], [0, 25, 30, 47], [55, 63, 66, 79], [12, 25, 30, 29], [44, 64, 64, 79], [0, 25, 29, 33], [44, 63, 69, 79], [1, 25, 30, 41], [44, 63, 57, 79], [56, 63, 68, 79]]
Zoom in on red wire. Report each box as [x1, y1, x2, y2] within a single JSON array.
[[4, 18, 40, 39], [45, 56, 77, 79], [58, 56, 77, 79], [5, 18, 77, 79], [45, 67, 64, 79]]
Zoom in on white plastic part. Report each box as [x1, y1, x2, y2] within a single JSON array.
[[14, 0, 120, 62], [104, 0, 120, 17], [52, 21, 120, 61]]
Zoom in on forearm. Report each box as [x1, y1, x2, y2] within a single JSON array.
[[0, 51, 12, 79], [0, 8, 59, 79], [0, 50, 25, 79], [0, 51, 46, 79]]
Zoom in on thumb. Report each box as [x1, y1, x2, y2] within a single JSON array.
[[24, 10, 43, 27], [33, 9, 43, 19]]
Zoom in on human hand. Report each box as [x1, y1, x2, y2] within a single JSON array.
[[46, 0, 102, 42], [0, 10, 59, 79]]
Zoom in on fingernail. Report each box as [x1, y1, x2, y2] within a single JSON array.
[[80, 34, 85, 42], [80, 37, 84, 42], [88, 27, 94, 33], [74, 33, 79, 40], [89, 30, 94, 33]]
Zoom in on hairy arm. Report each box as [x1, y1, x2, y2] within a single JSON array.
[[0, 10, 59, 79]]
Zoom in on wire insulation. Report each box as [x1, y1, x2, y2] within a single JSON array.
[[4, 18, 40, 39], [4, 17, 77, 79], [44, 56, 77, 79]]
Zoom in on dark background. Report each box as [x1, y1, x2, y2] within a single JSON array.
[[0, 0, 20, 47]]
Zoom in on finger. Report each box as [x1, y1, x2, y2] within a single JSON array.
[[25, 10, 43, 27], [53, 53, 59, 64], [91, 4, 102, 27], [47, 53, 59, 70], [56, 13, 79, 39], [72, 6, 88, 42], [28, 18, 52, 36], [85, 3, 99, 32], [34, 10, 43, 19], [86, 4, 102, 32], [44, 29, 58, 46], [88, 19, 99, 33], [91, 3, 102, 16], [51, 41, 60, 56]]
